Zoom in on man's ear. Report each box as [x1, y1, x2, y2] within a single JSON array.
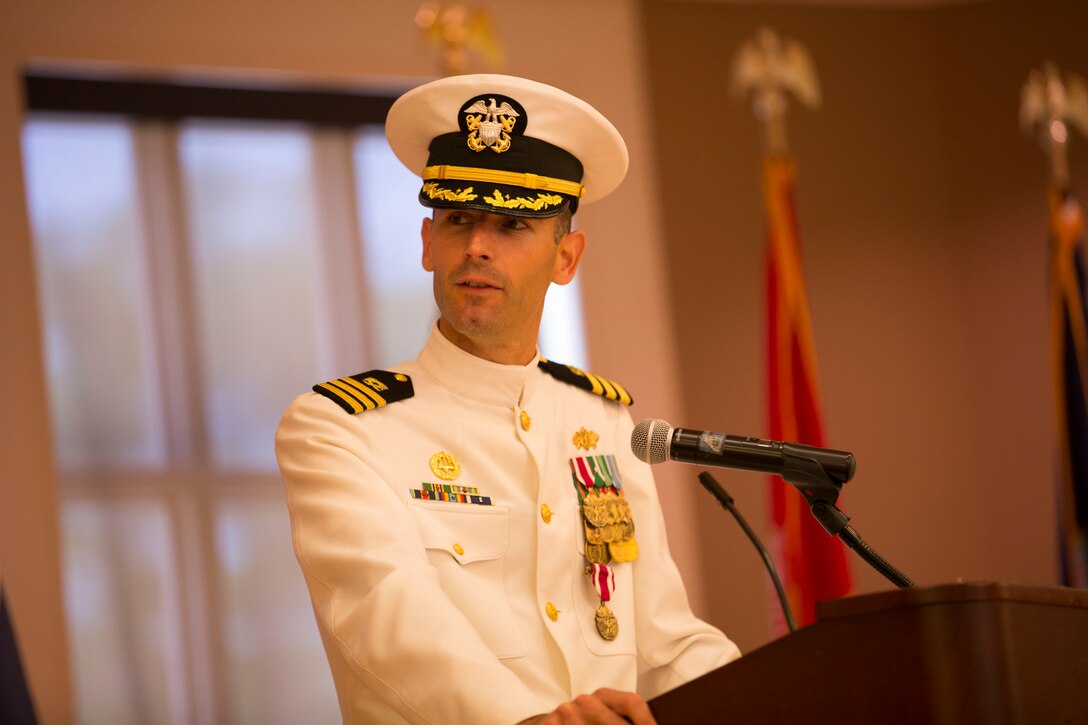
[[421, 216, 434, 272], [552, 228, 586, 286]]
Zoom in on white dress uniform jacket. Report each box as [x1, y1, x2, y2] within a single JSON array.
[[275, 324, 740, 724]]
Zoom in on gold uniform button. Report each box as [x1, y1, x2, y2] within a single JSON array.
[[453, 543, 464, 556], [520, 410, 531, 431], [541, 503, 553, 524], [545, 602, 559, 622]]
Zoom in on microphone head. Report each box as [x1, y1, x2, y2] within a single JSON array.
[[631, 418, 673, 464]]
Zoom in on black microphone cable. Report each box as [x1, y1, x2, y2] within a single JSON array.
[[698, 471, 797, 634]]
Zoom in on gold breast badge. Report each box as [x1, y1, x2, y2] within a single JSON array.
[[429, 451, 461, 481]]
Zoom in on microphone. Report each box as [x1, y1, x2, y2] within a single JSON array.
[[631, 418, 856, 487]]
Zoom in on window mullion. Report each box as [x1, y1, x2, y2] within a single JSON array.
[[310, 128, 372, 374], [132, 121, 210, 466]]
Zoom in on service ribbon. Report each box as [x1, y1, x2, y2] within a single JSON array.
[[591, 563, 615, 602]]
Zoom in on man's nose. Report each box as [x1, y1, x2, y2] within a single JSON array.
[[464, 222, 495, 258]]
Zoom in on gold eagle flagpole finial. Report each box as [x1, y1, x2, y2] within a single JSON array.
[[1021, 62, 1088, 189], [729, 27, 821, 154], [415, 2, 504, 77]]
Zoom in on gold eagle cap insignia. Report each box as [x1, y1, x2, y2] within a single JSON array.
[[463, 97, 520, 153]]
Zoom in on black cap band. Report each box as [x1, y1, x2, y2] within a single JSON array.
[[419, 132, 584, 217]]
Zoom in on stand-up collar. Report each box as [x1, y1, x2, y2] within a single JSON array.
[[417, 322, 541, 408]]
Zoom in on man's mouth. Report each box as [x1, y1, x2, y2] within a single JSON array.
[[458, 278, 500, 290]]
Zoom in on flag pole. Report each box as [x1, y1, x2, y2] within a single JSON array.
[[729, 26, 821, 157], [1021, 62, 1087, 191]]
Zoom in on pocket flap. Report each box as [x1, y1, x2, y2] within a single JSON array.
[[409, 502, 508, 565]]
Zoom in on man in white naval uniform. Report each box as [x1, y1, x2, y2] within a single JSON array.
[[276, 74, 740, 724]]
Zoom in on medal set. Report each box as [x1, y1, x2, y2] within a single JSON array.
[[570, 452, 639, 641], [581, 491, 639, 565]]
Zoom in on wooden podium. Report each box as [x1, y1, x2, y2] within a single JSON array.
[[649, 583, 1088, 724]]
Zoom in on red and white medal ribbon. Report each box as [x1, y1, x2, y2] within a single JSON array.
[[591, 563, 615, 602]]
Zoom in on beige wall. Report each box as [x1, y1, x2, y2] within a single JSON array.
[[644, 0, 1088, 653], [0, 1, 693, 720]]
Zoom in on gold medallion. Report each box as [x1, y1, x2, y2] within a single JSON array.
[[585, 542, 610, 565], [572, 427, 600, 451], [609, 537, 640, 563], [595, 603, 619, 641], [429, 451, 460, 481], [617, 498, 632, 523], [582, 496, 610, 527]]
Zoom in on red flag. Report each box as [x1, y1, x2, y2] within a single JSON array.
[[1049, 187, 1088, 588], [764, 155, 852, 629]]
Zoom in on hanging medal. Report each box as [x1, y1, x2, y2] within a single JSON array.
[[591, 563, 619, 641]]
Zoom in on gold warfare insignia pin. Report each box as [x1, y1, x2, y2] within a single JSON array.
[[463, 97, 520, 153], [572, 427, 599, 451], [429, 451, 461, 481]]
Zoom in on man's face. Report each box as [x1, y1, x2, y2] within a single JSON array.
[[421, 208, 584, 364]]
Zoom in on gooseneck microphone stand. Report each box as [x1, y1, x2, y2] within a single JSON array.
[[809, 502, 915, 589], [779, 449, 916, 589], [702, 448, 916, 591]]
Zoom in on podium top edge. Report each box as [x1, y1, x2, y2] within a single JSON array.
[[817, 581, 1088, 621]]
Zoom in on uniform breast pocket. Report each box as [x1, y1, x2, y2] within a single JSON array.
[[408, 502, 526, 659]]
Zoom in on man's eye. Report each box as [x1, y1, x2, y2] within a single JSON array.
[[502, 218, 529, 231]]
